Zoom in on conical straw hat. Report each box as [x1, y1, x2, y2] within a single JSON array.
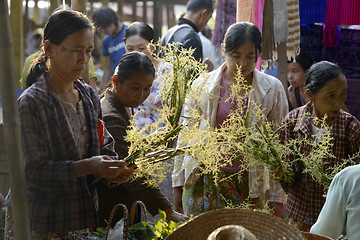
[[166, 208, 307, 240]]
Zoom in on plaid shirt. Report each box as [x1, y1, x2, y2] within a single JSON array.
[[18, 77, 117, 233], [280, 102, 360, 225]]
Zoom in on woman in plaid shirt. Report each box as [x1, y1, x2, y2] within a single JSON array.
[[280, 61, 360, 231], [5, 10, 133, 239]]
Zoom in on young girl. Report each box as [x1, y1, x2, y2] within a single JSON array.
[[123, 21, 171, 133], [172, 22, 288, 217], [98, 51, 186, 227], [280, 61, 360, 231], [5, 10, 133, 239]]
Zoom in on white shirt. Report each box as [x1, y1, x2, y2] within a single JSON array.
[[310, 165, 360, 240]]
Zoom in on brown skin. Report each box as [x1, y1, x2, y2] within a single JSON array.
[[306, 74, 347, 126], [44, 28, 133, 183], [113, 71, 188, 223]]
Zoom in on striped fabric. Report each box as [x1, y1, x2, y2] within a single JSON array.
[[287, 0, 300, 60]]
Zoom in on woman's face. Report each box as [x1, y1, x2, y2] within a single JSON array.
[[125, 35, 153, 58], [46, 28, 94, 81], [287, 62, 306, 88], [223, 40, 257, 80], [307, 74, 347, 120], [115, 72, 154, 108]]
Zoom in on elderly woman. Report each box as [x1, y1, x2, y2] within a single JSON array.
[[280, 61, 360, 231]]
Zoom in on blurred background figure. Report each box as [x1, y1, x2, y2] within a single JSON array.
[[93, 6, 128, 90], [287, 51, 313, 111]]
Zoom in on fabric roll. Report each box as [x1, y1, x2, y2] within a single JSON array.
[[254, 0, 265, 33], [287, 0, 300, 60], [212, 0, 236, 48], [323, 0, 360, 47], [236, 0, 255, 23], [261, 0, 274, 61], [273, 0, 288, 45], [299, 0, 327, 25]]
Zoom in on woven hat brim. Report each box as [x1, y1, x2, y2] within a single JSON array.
[[166, 208, 307, 240]]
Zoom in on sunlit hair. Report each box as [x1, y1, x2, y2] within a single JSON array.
[[124, 22, 155, 44], [114, 51, 155, 85], [305, 61, 345, 95], [223, 22, 262, 62]]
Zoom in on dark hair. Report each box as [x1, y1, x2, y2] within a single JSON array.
[[201, 25, 212, 40], [33, 33, 42, 41], [26, 10, 94, 87], [93, 6, 120, 29], [305, 61, 345, 94], [186, 0, 213, 13], [124, 22, 155, 43], [115, 51, 155, 84], [223, 22, 262, 61], [288, 51, 314, 72]]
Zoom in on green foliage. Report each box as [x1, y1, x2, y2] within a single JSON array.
[[91, 226, 107, 238], [127, 209, 185, 240]]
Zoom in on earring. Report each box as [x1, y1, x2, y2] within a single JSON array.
[[113, 75, 119, 86]]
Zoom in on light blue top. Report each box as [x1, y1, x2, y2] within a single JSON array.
[[310, 165, 360, 240]]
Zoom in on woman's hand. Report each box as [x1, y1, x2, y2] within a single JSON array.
[[164, 207, 189, 223], [74, 155, 134, 183]]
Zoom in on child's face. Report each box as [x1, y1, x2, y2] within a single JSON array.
[[114, 72, 154, 108], [287, 62, 306, 88]]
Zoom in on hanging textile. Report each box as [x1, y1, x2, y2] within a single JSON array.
[[212, 0, 237, 48], [323, 0, 360, 47], [299, 0, 327, 25], [273, 0, 288, 45], [287, 0, 300, 60], [236, 0, 255, 23], [262, 0, 274, 60], [254, 0, 265, 33]]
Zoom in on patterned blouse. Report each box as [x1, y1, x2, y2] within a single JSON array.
[[133, 62, 172, 134], [280, 101, 360, 225]]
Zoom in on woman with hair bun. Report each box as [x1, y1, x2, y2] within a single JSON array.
[[5, 10, 134, 239], [280, 61, 360, 231]]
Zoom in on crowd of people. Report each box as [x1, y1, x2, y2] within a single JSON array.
[[3, 0, 360, 239]]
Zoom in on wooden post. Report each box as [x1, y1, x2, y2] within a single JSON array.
[[165, 1, 175, 28], [102, 0, 109, 6], [71, 0, 87, 13], [277, 41, 289, 99], [50, 0, 61, 14], [142, 0, 147, 23], [33, 0, 39, 24], [117, 0, 124, 20], [0, 0, 31, 239], [132, 0, 137, 22], [71, 0, 89, 83], [23, 0, 29, 52], [10, 0, 23, 88], [153, 0, 163, 40]]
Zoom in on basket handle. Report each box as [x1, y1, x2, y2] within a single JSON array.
[[103, 203, 129, 240], [129, 201, 149, 226]]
